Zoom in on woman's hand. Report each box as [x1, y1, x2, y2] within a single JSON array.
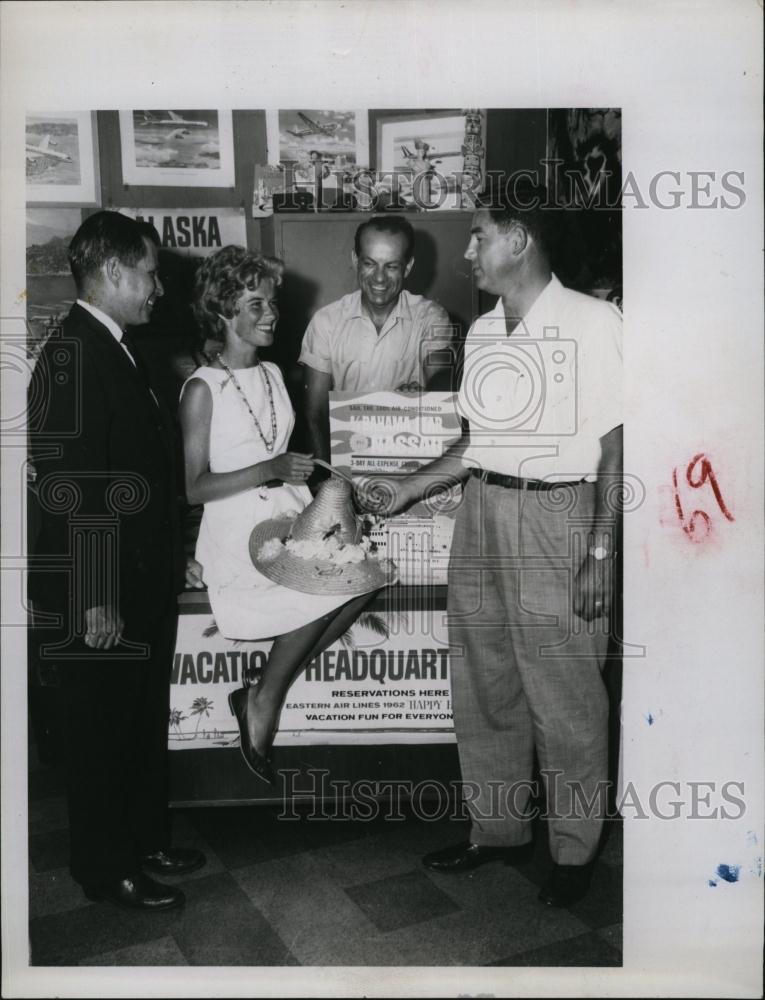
[[265, 452, 315, 485]]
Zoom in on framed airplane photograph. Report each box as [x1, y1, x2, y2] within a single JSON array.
[[118, 110, 235, 187], [266, 109, 370, 179], [370, 109, 485, 211], [25, 111, 100, 205]]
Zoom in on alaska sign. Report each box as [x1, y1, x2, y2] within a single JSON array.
[[125, 207, 246, 257]]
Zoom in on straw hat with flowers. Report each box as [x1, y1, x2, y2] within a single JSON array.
[[249, 478, 397, 596]]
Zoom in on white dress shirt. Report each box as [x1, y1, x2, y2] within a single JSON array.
[[457, 275, 622, 481]]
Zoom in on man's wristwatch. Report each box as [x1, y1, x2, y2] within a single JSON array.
[[588, 545, 611, 561]]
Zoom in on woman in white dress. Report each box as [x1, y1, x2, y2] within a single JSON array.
[[179, 246, 380, 784]]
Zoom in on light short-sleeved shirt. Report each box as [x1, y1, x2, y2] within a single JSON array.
[[299, 289, 453, 391], [457, 274, 622, 481]]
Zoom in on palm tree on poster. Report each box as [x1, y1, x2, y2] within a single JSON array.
[[340, 611, 401, 650], [189, 696, 214, 737], [168, 707, 187, 738]]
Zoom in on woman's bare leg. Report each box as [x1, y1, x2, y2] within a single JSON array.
[[298, 589, 382, 669], [246, 589, 382, 754]]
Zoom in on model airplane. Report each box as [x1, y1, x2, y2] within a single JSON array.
[[137, 111, 209, 127], [286, 112, 340, 137], [25, 135, 72, 163]]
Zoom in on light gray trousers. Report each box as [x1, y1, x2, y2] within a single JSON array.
[[447, 475, 610, 865]]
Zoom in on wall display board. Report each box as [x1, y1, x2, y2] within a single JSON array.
[[329, 390, 463, 584], [169, 607, 455, 750]]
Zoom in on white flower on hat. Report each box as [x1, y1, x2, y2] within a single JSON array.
[[258, 538, 285, 561]]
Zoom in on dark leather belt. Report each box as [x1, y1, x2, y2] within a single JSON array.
[[470, 468, 585, 491]]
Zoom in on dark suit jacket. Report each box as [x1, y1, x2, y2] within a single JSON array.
[[29, 304, 185, 633]]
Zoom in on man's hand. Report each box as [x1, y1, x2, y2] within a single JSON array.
[[84, 605, 124, 649], [572, 554, 612, 622], [395, 380, 423, 392], [185, 556, 205, 589], [354, 475, 418, 517]]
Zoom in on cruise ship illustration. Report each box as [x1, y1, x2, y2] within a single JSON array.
[[368, 515, 455, 585]]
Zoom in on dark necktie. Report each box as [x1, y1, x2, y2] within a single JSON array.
[[121, 333, 159, 408]]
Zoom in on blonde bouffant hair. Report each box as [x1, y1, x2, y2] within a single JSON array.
[[194, 245, 284, 340]]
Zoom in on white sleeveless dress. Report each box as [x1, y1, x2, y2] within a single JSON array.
[[182, 364, 351, 640]]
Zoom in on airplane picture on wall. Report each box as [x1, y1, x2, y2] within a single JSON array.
[[26, 115, 81, 185], [25, 112, 100, 205], [131, 109, 219, 170], [118, 110, 235, 187], [270, 109, 369, 177]]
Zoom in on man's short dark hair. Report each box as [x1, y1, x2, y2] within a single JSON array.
[[68, 211, 160, 290], [354, 215, 415, 261], [478, 181, 560, 260]]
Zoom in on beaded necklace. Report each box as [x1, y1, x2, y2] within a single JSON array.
[[218, 356, 277, 453]]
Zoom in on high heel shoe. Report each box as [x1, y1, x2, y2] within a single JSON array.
[[228, 688, 276, 786]]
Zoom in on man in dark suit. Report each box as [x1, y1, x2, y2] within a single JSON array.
[[29, 211, 205, 911]]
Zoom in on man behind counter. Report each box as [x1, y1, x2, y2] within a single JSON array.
[[300, 215, 455, 464]]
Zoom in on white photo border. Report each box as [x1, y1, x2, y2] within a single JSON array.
[[2, 2, 763, 998]]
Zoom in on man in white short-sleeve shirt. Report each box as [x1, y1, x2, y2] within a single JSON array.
[[300, 215, 455, 463], [359, 186, 623, 909], [457, 271, 622, 482]]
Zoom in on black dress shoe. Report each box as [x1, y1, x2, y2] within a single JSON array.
[[423, 840, 534, 873], [538, 863, 593, 907], [228, 688, 276, 786], [141, 848, 206, 876], [82, 873, 184, 911]]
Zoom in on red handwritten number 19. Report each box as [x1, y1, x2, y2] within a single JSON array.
[[673, 453, 734, 541]]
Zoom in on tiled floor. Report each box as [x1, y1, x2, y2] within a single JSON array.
[[28, 742, 622, 967]]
